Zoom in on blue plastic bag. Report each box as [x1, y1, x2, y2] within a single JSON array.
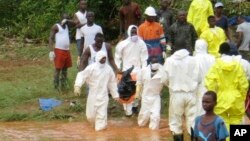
[[39, 98, 62, 111]]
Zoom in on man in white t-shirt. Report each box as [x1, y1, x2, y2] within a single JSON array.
[[74, 0, 87, 65], [79, 11, 103, 55], [237, 15, 250, 61], [79, 33, 119, 73]]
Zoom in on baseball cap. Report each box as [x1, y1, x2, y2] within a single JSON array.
[[215, 2, 224, 8]]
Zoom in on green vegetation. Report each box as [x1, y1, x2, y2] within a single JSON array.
[[1, 0, 249, 42], [0, 41, 169, 121]]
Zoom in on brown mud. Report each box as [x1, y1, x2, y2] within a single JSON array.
[[0, 119, 172, 141]]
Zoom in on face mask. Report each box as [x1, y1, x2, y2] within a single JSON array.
[[131, 35, 138, 42], [151, 63, 160, 71], [97, 62, 106, 69]]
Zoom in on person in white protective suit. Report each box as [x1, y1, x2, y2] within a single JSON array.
[[135, 56, 167, 130], [219, 42, 250, 80], [193, 39, 215, 116], [74, 51, 119, 131], [164, 40, 201, 141], [231, 52, 250, 80], [115, 25, 148, 116]]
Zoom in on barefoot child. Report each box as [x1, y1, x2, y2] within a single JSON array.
[[193, 91, 229, 141]]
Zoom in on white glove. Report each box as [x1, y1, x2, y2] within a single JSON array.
[[49, 51, 55, 61], [162, 51, 167, 59], [77, 56, 80, 67], [61, 19, 67, 25], [166, 45, 172, 51], [74, 86, 81, 96], [135, 84, 142, 99]]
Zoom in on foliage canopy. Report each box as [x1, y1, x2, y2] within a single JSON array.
[[0, 0, 250, 42]]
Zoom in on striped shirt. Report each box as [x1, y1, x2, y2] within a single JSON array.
[[138, 21, 166, 63]]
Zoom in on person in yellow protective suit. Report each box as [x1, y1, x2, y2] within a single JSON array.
[[200, 16, 227, 57], [187, 0, 214, 36], [205, 43, 249, 131]]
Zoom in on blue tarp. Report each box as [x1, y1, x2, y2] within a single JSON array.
[[39, 98, 62, 111], [228, 16, 250, 26]]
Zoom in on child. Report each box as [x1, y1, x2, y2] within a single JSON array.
[[74, 51, 119, 131], [193, 91, 229, 141], [135, 56, 167, 130]]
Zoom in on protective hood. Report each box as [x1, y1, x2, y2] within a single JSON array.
[[195, 39, 208, 54], [117, 25, 140, 49], [127, 25, 138, 37], [217, 58, 237, 71], [172, 49, 190, 60], [96, 50, 107, 69], [96, 50, 106, 62]]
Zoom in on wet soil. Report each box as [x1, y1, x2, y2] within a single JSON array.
[[0, 119, 172, 141]]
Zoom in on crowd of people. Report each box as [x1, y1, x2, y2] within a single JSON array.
[[48, 0, 250, 140]]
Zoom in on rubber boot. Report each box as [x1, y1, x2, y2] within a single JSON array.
[[173, 134, 183, 141], [54, 77, 59, 89], [61, 78, 70, 91]]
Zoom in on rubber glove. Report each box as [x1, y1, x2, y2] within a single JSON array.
[[77, 56, 80, 67], [166, 45, 172, 51], [49, 51, 55, 61], [61, 19, 68, 25], [74, 86, 81, 96], [162, 51, 167, 59], [113, 97, 120, 103], [135, 84, 142, 99]]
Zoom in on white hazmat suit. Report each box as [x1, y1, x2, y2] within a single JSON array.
[[137, 64, 167, 130], [115, 25, 148, 116], [194, 39, 215, 116], [74, 51, 119, 131], [164, 49, 201, 135]]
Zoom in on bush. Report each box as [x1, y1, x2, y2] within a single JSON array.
[[1, 0, 250, 42]]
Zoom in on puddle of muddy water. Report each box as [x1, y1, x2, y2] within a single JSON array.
[[0, 118, 172, 141]]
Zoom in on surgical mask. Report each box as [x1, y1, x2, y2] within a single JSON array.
[[131, 35, 138, 42], [151, 63, 160, 71], [97, 62, 106, 69]]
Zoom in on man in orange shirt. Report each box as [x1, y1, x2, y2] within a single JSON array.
[[138, 6, 166, 64]]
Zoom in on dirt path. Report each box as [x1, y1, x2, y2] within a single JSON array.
[[0, 119, 171, 141]]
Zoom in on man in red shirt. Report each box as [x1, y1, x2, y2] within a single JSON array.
[[119, 0, 141, 38]]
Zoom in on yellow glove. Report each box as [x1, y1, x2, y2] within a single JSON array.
[[74, 86, 81, 96], [135, 84, 142, 99]]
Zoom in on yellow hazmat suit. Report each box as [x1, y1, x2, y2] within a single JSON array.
[[187, 0, 214, 36], [200, 27, 227, 57], [205, 58, 248, 130]]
